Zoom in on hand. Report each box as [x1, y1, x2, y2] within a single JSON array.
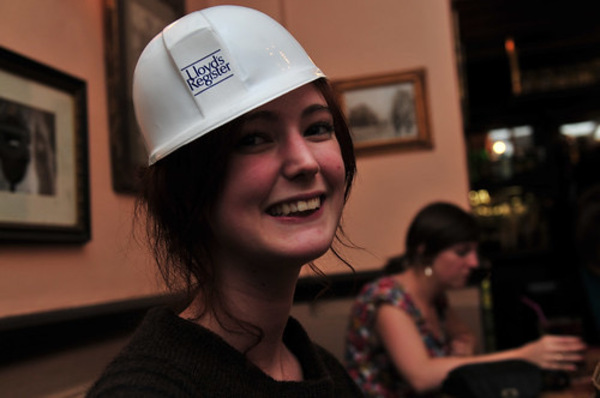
[[519, 335, 586, 371]]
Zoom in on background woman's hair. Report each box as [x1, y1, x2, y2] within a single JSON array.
[[402, 201, 480, 268]]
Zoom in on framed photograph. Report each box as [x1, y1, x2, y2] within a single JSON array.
[[0, 47, 90, 243], [104, 0, 185, 193], [332, 69, 433, 154]]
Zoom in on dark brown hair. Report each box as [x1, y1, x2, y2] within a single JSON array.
[[403, 202, 480, 268]]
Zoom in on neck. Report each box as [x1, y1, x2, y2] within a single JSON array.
[[397, 267, 441, 304], [180, 258, 303, 381]]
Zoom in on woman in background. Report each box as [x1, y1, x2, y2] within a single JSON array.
[[345, 201, 585, 397], [88, 6, 362, 397]]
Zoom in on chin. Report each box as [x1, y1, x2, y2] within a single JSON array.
[[282, 240, 333, 265], [455, 279, 469, 289], [294, 245, 331, 263]]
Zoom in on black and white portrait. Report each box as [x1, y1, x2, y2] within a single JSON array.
[[0, 98, 56, 195]]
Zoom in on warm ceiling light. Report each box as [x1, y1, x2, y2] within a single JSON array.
[[492, 140, 507, 155]]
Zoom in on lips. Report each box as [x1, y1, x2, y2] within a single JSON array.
[[267, 196, 322, 216]]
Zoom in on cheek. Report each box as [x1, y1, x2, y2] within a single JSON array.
[[222, 157, 275, 196], [433, 255, 458, 275], [213, 163, 260, 227], [319, 145, 346, 188]]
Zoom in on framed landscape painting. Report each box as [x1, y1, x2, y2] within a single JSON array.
[[332, 69, 433, 155]]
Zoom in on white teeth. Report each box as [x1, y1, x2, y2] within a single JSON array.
[[269, 197, 321, 216]]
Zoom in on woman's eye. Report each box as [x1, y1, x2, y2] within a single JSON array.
[[235, 133, 270, 149], [451, 241, 478, 257], [455, 247, 477, 257], [453, 245, 471, 257], [305, 122, 334, 140]]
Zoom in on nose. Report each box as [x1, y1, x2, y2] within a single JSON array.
[[281, 132, 319, 180], [466, 251, 480, 268]]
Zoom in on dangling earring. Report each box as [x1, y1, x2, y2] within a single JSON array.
[[424, 266, 433, 277]]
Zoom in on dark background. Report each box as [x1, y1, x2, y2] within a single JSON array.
[[453, 0, 600, 350]]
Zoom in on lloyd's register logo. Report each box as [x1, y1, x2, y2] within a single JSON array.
[[181, 49, 233, 96]]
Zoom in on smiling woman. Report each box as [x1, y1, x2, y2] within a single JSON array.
[[86, 5, 361, 398], [209, 84, 347, 269]]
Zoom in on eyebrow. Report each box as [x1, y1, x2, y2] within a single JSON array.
[[302, 104, 332, 118], [243, 104, 332, 122]]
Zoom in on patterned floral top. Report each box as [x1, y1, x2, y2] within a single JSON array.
[[344, 276, 450, 397]]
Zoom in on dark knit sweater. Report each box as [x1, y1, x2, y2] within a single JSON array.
[[87, 307, 363, 397]]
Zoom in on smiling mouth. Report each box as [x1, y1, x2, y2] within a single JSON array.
[[267, 196, 322, 217]]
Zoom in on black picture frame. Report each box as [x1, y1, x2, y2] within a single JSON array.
[[104, 0, 185, 193], [0, 47, 90, 243]]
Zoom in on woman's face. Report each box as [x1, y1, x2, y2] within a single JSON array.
[[431, 242, 479, 288], [211, 84, 346, 268]]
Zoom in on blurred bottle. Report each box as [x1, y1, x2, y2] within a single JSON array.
[[480, 276, 496, 353]]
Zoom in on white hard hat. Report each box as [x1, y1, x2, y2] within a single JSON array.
[[133, 5, 325, 164]]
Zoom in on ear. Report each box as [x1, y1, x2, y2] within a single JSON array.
[[416, 244, 436, 266], [414, 244, 428, 266]]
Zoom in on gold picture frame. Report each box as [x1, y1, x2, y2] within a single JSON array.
[[332, 68, 433, 155]]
